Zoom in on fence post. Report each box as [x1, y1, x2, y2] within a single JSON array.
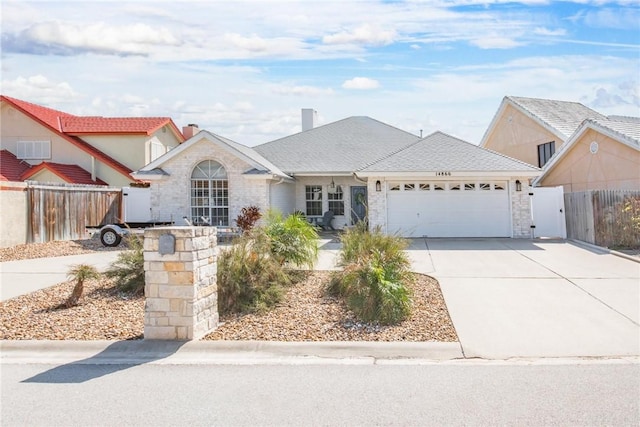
[[143, 226, 218, 340]]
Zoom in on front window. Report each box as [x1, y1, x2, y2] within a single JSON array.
[[328, 185, 344, 216], [190, 160, 228, 226], [305, 185, 322, 216], [538, 141, 555, 167]]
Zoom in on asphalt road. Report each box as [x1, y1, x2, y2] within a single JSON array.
[[2, 360, 638, 426]]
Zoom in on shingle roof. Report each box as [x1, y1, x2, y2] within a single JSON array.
[[21, 162, 108, 185], [591, 116, 640, 147], [0, 150, 32, 181], [360, 131, 540, 173], [507, 96, 606, 140], [254, 116, 420, 174]]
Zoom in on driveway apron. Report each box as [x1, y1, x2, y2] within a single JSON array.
[[424, 238, 640, 359]]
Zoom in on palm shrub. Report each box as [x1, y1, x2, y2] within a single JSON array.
[[105, 233, 145, 294], [264, 210, 319, 268], [329, 223, 413, 325], [217, 228, 290, 314], [65, 264, 100, 307]]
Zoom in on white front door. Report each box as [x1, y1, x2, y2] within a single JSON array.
[[386, 181, 511, 238], [531, 186, 566, 238]]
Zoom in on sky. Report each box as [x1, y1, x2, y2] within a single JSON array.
[[2, 0, 639, 146]]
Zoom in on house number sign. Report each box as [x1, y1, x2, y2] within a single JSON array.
[[436, 171, 452, 176]]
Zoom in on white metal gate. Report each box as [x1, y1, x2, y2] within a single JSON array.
[[531, 186, 566, 238]]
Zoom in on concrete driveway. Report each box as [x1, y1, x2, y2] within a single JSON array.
[[406, 238, 640, 359], [0, 251, 122, 301]]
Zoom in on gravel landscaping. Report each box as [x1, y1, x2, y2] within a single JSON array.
[[0, 239, 458, 342]]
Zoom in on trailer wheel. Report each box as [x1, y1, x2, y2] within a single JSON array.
[[100, 228, 122, 247]]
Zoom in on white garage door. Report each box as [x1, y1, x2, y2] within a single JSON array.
[[387, 181, 511, 238]]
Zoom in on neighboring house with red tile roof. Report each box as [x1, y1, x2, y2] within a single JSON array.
[[20, 162, 109, 185], [0, 150, 32, 181], [0, 95, 185, 186]]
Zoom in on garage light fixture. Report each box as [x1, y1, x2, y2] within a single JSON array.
[[515, 180, 522, 192], [376, 180, 381, 192]]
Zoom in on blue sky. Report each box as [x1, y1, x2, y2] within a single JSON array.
[[2, 0, 638, 146]]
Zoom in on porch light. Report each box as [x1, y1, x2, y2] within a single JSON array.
[[515, 180, 522, 192], [376, 180, 381, 192], [328, 178, 336, 194]]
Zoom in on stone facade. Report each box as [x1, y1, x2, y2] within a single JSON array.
[[143, 226, 218, 340], [510, 178, 534, 238]]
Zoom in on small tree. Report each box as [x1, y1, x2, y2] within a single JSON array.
[[65, 264, 100, 308], [236, 205, 262, 232]]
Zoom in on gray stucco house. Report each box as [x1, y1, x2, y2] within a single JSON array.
[[132, 114, 540, 238]]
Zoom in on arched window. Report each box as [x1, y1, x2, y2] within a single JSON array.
[[190, 160, 228, 226]]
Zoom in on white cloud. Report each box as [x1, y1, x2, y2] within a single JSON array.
[[470, 36, 523, 49], [17, 21, 181, 56], [323, 24, 396, 46], [2, 75, 79, 105], [580, 7, 640, 30], [271, 84, 335, 97], [533, 27, 567, 36], [223, 33, 269, 52], [342, 77, 381, 90]]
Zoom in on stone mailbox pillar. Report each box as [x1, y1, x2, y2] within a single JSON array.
[[143, 226, 218, 340]]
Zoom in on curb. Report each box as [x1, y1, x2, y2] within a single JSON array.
[[0, 340, 465, 365], [569, 239, 640, 264]]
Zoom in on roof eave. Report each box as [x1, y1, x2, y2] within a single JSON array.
[[357, 170, 541, 178]]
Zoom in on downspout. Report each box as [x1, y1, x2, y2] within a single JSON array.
[[91, 156, 96, 182]]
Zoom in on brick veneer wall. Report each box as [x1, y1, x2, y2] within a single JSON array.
[[149, 138, 270, 225], [143, 226, 218, 340]]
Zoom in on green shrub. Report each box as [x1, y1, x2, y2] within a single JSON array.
[[330, 223, 413, 325], [217, 229, 290, 314], [264, 210, 319, 268], [105, 234, 145, 294]]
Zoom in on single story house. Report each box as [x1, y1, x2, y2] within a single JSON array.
[[133, 114, 540, 238]]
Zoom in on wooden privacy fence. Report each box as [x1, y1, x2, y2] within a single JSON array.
[[564, 190, 640, 248], [28, 183, 122, 243]]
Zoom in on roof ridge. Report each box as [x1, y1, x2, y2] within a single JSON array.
[[356, 134, 423, 171], [255, 115, 419, 148], [583, 117, 640, 145], [430, 130, 540, 170]]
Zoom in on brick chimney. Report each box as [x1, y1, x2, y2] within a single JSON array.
[[182, 124, 199, 139], [301, 109, 317, 132]]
